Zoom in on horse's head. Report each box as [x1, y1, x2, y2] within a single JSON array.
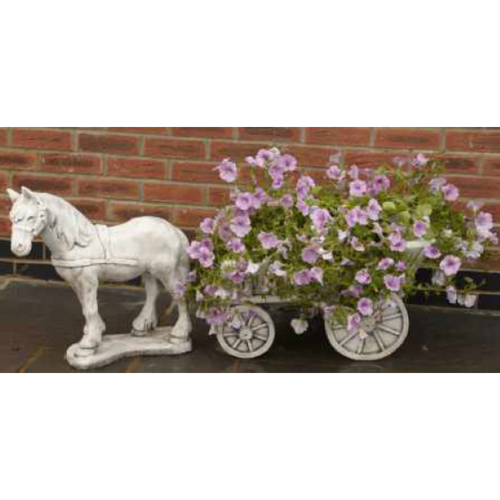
[[7, 187, 48, 257]]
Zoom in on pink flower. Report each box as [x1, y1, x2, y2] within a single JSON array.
[[413, 220, 429, 238], [269, 261, 287, 277], [258, 232, 280, 250], [200, 217, 216, 234], [252, 188, 267, 209], [355, 269, 372, 285], [349, 180, 367, 197], [188, 240, 215, 269], [440, 255, 461, 276], [467, 200, 484, 213], [446, 286, 458, 304], [357, 298, 374, 316], [441, 183, 460, 201], [215, 159, 237, 182]]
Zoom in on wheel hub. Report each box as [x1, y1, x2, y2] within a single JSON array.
[[239, 328, 253, 341], [361, 316, 377, 333]]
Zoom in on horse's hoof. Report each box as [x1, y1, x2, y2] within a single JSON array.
[[74, 346, 97, 358]]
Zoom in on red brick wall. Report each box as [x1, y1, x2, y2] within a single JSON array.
[[1, 127, 499, 270]]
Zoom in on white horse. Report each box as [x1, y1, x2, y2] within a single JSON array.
[[7, 187, 192, 358]]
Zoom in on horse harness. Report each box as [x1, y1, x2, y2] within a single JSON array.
[[51, 225, 139, 269]]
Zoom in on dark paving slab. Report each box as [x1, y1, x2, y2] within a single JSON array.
[[1, 279, 500, 373]]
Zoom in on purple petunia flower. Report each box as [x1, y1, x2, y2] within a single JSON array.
[[281, 194, 294, 209], [309, 267, 324, 285], [467, 200, 484, 213], [310, 208, 332, 231], [215, 159, 237, 182], [429, 177, 447, 193], [326, 165, 345, 181], [357, 298, 374, 317], [235, 192, 254, 211], [296, 176, 316, 199], [432, 271, 446, 286], [411, 153, 428, 168], [413, 220, 429, 238], [269, 261, 287, 277], [367, 198, 382, 221], [384, 274, 404, 292], [355, 269, 372, 285], [278, 154, 298, 172], [350, 237, 365, 252], [396, 261, 406, 272], [204, 307, 230, 325], [424, 246, 441, 260], [200, 217, 216, 235], [293, 269, 312, 286], [346, 207, 369, 227], [227, 237, 245, 253], [302, 245, 320, 264], [347, 313, 362, 333], [252, 188, 267, 209], [388, 231, 406, 252], [446, 286, 458, 304], [441, 183, 460, 201], [349, 180, 368, 197], [475, 212, 493, 232], [440, 255, 461, 276], [258, 232, 280, 250], [377, 257, 394, 271], [348, 165, 359, 180], [374, 175, 391, 192], [230, 215, 252, 238], [296, 199, 311, 216]]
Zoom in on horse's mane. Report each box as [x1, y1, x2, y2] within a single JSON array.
[[39, 193, 95, 249]]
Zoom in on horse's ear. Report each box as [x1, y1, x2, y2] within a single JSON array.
[[21, 186, 41, 204], [6, 189, 20, 203]]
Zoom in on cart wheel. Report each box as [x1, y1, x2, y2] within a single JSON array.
[[216, 305, 275, 359], [324, 294, 410, 361]]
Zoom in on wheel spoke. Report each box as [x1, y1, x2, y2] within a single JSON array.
[[253, 333, 268, 342], [357, 339, 365, 354], [381, 312, 402, 322], [222, 330, 238, 337], [251, 322, 268, 332], [245, 340, 254, 352], [378, 324, 401, 337], [232, 338, 243, 351], [339, 331, 358, 347], [373, 330, 386, 352]]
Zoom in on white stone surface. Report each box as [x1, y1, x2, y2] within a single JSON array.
[[7, 187, 193, 370], [66, 327, 192, 370]]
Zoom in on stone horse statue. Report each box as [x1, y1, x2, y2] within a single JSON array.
[[7, 187, 192, 362]]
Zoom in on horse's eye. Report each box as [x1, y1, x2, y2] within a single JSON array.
[[27, 216, 35, 222]]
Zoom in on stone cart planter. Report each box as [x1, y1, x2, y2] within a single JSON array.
[[212, 240, 431, 361]]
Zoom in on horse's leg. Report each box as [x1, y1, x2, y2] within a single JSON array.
[[157, 269, 192, 344], [76, 270, 106, 356], [132, 273, 160, 335]]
